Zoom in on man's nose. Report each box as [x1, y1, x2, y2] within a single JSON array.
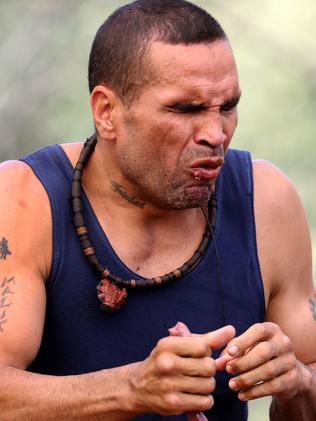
[[193, 114, 226, 148]]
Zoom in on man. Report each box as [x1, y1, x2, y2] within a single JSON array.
[[0, 0, 315, 419]]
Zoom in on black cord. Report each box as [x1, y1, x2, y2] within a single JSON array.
[[201, 206, 228, 327]]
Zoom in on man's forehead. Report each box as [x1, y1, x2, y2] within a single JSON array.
[[146, 40, 240, 99], [148, 40, 237, 79]]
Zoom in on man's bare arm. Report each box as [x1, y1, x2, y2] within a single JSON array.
[[0, 161, 138, 420], [0, 363, 138, 421], [0, 161, 235, 419], [217, 161, 316, 420], [257, 161, 316, 420]]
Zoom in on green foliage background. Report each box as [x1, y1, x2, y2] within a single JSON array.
[[0, 1, 315, 419]]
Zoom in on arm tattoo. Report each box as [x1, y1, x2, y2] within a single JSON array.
[[110, 178, 146, 209], [0, 276, 15, 333], [0, 237, 12, 260], [308, 294, 316, 321]]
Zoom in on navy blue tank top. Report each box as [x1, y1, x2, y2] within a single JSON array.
[[20, 145, 265, 421]]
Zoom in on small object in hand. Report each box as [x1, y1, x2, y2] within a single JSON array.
[[169, 322, 208, 421]]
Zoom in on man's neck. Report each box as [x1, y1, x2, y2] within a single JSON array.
[[63, 141, 207, 278]]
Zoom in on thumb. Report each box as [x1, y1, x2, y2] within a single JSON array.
[[204, 325, 236, 350], [215, 351, 235, 371]]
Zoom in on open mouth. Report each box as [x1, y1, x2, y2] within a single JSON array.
[[190, 158, 224, 180], [192, 166, 221, 180]]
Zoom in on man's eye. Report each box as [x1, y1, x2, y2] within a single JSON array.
[[220, 104, 236, 112], [171, 104, 206, 113]]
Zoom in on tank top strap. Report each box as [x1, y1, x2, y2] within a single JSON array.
[[20, 144, 74, 286], [215, 148, 265, 327]]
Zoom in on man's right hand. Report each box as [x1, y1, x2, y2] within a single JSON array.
[[127, 325, 236, 416]]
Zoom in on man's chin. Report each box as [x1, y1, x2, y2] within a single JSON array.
[[171, 187, 213, 210]]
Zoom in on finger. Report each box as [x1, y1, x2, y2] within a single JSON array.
[[156, 352, 216, 377], [216, 342, 256, 371], [226, 323, 280, 357], [169, 392, 214, 414], [226, 341, 277, 374], [203, 325, 236, 350], [157, 325, 235, 358], [228, 352, 296, 392], [227, 335, 293, 375], [234, 368, 299, 401], [178, 356, 216, 377], [177, 375, 216, 395], [155, 336, 212, 358], [215, 353, 235, 371]]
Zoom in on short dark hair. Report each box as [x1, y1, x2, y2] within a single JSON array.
[[88, 0, 227, 105]]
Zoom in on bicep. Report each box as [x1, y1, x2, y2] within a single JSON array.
[[0, 269, 46, 369], [265, 215, 316, 364], [0, 161, 50, 369]]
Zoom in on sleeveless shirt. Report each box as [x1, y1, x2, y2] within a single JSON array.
[[20, 145, 265, 421]]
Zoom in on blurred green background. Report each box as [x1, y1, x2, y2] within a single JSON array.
[[0, 1, 315, 419]]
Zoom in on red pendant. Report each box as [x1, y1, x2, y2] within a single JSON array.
[[97, 279, 127, 312]]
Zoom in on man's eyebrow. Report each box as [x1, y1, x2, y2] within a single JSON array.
[[166, 94, 241, 112], [221, 95, 241, 109]]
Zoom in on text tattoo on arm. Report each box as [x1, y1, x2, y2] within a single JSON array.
[[0, 276, 15, 332], [0, 237, 12, 260], [308, 294, 316, 321]]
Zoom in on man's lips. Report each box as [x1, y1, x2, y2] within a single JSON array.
[[189, 157, 224, 180]]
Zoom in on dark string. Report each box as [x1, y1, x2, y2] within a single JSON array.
[[202, 205, 227, 326]]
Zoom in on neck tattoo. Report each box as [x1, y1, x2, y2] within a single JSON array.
[[72, 134, 217, 313], [109, 176, 146, 209]]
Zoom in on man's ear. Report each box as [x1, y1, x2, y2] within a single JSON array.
[[90, 85, 118, 140]]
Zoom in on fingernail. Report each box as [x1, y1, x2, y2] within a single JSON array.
[[226, 364, 234, 374], [239, 392, 246, 401], [228, 345, 238, 355], [229, 379, 237, 390]]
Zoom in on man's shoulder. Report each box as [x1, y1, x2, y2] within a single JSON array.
[[252, 159, 295, 199], [0, 159, 36, 189], [0, 159, 50, 217], [0, 158, 52, 279], [252, 159, 302, 234]]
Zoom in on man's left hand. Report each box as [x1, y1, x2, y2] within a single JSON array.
[[216, 322, 307, 401]]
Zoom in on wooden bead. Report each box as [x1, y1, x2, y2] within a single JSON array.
[[72, 181, 81, 198], [75, 162, 84, 171], [83, 247, 95, 256], [80, 238, 92, 249], [102, 269, 110, 279], [76, 226, 88, 236], [73, 169, 82, 181], [73, 212, 85, 228], [87, 254, 99, 267], [72, 198, 82, 212], [173, 269, 182, 279], [153, 276, 162, 285]]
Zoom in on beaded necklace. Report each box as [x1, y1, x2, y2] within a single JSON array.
[[72, 134, 217, 312]]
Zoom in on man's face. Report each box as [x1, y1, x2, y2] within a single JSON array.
[[114, 40, 241, 210]]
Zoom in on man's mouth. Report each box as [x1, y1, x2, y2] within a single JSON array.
[[189, 157, 224, 180]]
